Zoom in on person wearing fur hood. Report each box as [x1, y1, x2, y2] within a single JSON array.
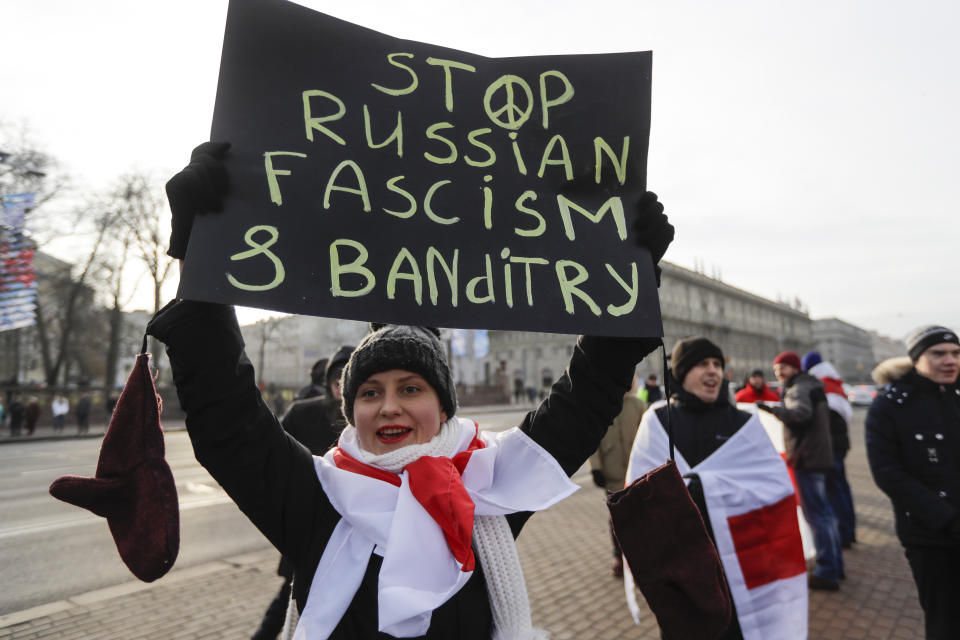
[[149, 142, 674, 640], [865, 325, 960, 640]]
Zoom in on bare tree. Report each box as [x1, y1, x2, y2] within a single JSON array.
[[0, 119, 70, 240], [25, 170, 172, 388], [111, 173, 174, 378], [255, 317, 286, 386], [98, 227, 138, 391], [32, 205, 120, 385], [2, 126, 173, 388], [1, 120, 85, 386]]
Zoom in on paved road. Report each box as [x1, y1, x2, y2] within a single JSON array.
[[1, 406, 927, 638], [0, 406, 540, 615], [0, 433, 268, 614]]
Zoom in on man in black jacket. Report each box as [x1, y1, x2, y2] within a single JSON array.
[[866, 325, 960, 640], [767, 350, 842, 591], [294, 357, 328, 401], [640, 374, 663, 404], [7, 397, 25, 437], [656, 336, 750, 640], [279, 345, 354, 455]]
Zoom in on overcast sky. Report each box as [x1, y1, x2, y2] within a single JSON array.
[[3, 0, 958, 337]]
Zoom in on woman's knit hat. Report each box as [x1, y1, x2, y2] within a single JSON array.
[[801, 351, 822, 371], [325, 345, 355, 388], [341, 324, 457, 422], [773, 350, 802, 371]]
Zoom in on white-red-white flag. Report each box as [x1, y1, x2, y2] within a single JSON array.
[[808, 361, 853, 422], [626, 405, 808, 640]]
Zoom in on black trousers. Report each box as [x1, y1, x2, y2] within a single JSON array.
[[251, 557, 294, 640], [905, 545, 960, 640]]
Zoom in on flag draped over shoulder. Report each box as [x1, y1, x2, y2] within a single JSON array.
[[626, 407, 808, 640], [808, 361, 853, 422], [300, 418, 578, 638]]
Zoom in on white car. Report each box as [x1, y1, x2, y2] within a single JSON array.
[[847, 384, 876, 407]]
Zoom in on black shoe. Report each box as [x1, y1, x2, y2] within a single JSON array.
[[808, 575, 840, 591]]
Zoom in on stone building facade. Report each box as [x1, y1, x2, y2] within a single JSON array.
[[483, 261, 814, 398], [658, 263, 812, 382], [484, 329, 578, 402], [239, 314, 368, 389], [870, 330, 907, 367], [0, 251, 95, 386]]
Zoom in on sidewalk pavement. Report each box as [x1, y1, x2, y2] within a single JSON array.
[[1, 413, 925, 639]]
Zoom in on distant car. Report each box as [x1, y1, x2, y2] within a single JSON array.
[[847, 384, 877, 406]]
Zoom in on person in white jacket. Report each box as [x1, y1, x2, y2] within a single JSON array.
[[51, 395, 70, 434]]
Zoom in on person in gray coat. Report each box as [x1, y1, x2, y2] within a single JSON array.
[[761, 350, 843, 591]]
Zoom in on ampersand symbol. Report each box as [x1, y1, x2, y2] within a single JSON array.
[[483, 75, 534, 130], [226, 225, 286, 291]]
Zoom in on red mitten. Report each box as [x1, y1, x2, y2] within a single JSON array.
[[607, 460, 731, 640], [49, 353, 179, 582]]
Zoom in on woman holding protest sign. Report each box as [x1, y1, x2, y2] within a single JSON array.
[[147, 142, 673, 639]]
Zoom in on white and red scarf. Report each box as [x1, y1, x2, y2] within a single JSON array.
[[808, 361, 852, 422], [625, 406, 808, 640], [294, 416, 576, 639]]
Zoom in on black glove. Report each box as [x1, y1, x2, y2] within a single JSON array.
[[756, 403, 776, 414], [592, 469, 607, 489], [947, 514, 960, 541], [165, 141, 231, 259], [632, 191, 674, 286]]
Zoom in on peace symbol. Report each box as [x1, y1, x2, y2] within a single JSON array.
[[483, 75, 534, 130]]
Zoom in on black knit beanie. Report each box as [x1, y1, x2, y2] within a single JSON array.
[[671, 336, 725, 385], [341, 324, 456, 423], [905, 325, 959, 362], [325, 345, 354, 388], [309, 358, 329, 386]]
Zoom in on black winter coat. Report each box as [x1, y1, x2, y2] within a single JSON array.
[[147, 300, 656, 639], [866, 361, 960, 548], [828, 410, 850, 458], [655, 390, 750, 640], [655, 389, 751, 469], [280, 396, 342, 456], [771, 372, 833, 472]]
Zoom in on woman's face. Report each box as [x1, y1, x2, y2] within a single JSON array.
[[353, 369, 447, 455]]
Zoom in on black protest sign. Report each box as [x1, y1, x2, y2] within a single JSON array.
[[178, 0, 661, 337]]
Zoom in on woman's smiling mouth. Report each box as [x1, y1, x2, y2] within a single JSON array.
[[376, 425, 414, 444]]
